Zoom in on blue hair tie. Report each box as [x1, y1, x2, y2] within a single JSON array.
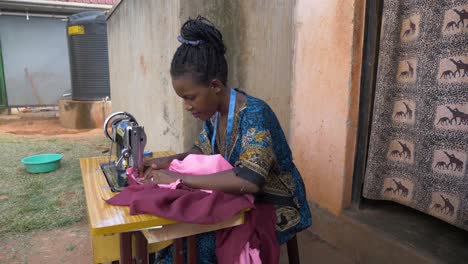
[[177, 35, 203, 46]]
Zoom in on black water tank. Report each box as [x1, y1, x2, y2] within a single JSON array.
[[67, 11, 110, 100]]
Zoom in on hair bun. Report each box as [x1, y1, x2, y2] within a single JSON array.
[[180, 16, 226, 55]]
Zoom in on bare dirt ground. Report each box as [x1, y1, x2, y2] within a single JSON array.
[[0, 222, 92, 264], [0, 117, 101, 139], [0, 221, 353, 264]]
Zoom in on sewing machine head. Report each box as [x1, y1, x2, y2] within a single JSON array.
[[101, 112, 147, 192]]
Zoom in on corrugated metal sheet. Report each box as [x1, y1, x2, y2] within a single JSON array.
[[0, 0, 113, 15], [68, 11, 110, 100]]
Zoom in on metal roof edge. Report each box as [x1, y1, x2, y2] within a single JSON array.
[[105, 0, 122, 20]]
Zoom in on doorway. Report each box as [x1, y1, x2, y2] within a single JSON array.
[[350, 0, 468, 262]]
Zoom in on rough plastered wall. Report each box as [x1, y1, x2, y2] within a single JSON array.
[[291, 0, 365, 215], [107, 0, 186, 152], [179, 0, 295, 140], [108, 0, 295, 153], [227, 0, 295, 139]]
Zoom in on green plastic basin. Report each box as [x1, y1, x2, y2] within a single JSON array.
[[21, 153, 63, 174]]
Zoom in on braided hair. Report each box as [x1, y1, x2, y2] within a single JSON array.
[[170, 16, 228, 86]]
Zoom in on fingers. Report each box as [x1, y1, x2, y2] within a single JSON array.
[[143, 166, 153, 180], [140, 158, 157, 174], [139, 159, 151, 174]]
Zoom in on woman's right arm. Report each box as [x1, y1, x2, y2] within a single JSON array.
[[140, 147, 202, 174]]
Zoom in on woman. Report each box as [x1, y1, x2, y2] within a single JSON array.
[[143, 16, 312, 263]]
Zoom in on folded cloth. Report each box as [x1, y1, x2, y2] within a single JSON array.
[[168, 154, 233, 175], [216, 203, 279, 264], [106, 183, 254, 224], [126, 167, 144, 185]]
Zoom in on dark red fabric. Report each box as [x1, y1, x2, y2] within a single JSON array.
[[216, 203, 280, 264], [105, 184, 279, 263], [106, 183, 253, 224]]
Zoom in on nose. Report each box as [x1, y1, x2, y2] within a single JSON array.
[[184, 101, 193, 111]]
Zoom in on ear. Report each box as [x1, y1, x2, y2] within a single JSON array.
[[209, 79, 224, 94]]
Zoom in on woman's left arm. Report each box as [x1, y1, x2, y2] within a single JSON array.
[[149, 169, 259, 195]]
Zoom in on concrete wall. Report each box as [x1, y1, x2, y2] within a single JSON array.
[[107, 0, 186, 152], [290, 0, 365, 215], [179, 0, 295, 139], [0, 16, 71, 106], [215, 0, 294, 139], [58, 99, 111, 129], [108, 0, 294, 152]]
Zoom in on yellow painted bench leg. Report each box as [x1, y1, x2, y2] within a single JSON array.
[[92, 233, 173, 264]]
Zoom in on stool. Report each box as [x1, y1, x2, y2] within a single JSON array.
[[287, 235, 300, 264]]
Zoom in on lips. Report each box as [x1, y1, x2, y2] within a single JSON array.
[[192, 112, 201, 118]]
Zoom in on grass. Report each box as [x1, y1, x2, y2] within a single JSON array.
[[0, 133, 107, 238]]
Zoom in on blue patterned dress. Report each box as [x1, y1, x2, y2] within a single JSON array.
[[155, 89, 312, 263]]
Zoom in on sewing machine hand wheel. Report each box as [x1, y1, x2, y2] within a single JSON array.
[[103, 112, 138, 141]]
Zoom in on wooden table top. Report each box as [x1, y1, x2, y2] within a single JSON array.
[[80, 151, 178, 236]]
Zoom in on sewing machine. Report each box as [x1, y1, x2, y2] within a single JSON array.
[[101, 112, 147, 192]]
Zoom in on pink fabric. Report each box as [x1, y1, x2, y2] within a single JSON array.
[[237, 242, 260, 264], [126, 168, 196, 190], [168, 154, 233, 175], [158, 179, 183, 189], [126, 167, 143, 185]]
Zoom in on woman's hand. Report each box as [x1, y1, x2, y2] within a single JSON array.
[[140, 157, 173, 178], [146, 169, 182, 184], [139, 149, 202, 178]]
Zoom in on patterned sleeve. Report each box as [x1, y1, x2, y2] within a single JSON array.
[[193, 122, 213, 155], [234, 126, 275, 188]]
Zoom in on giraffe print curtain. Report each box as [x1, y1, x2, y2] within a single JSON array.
[[363, 0, 468, 230]]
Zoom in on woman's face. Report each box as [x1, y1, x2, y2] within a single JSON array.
[[172, 75, 221, 121]]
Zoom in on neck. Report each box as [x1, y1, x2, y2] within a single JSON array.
[[218, 88, 231, 116]]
